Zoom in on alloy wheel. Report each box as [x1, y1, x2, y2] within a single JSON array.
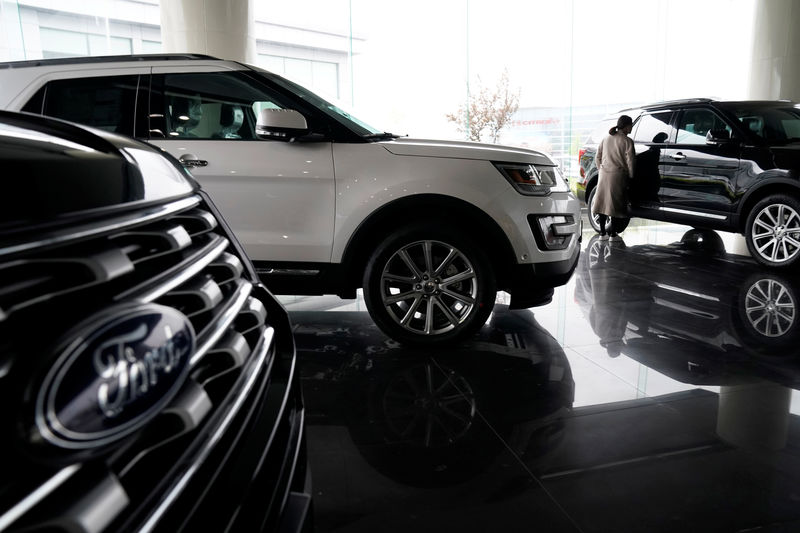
[[750, 203, 800, 264], [379, 240, 478, 336], [744, 278, 796, 338]]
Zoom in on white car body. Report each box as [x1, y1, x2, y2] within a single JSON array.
[[0, 54, 582, 344]]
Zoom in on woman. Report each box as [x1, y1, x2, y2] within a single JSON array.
[[594, 114, 635, 241]]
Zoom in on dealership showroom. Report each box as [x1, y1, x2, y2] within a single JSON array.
[[3, 0, 800, 531]]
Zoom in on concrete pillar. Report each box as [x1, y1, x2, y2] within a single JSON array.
[[748, 0, 800, 101], [716, 381, 791, 451], [159, 0, 256, 64]]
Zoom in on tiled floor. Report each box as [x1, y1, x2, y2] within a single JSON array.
[[283, 216, 800, 532]]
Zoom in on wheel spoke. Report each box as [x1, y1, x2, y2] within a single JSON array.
[[441, 287, 476, 305], [786, 235, 800, 249], [433, 248, 458, 277], [441, 269, 476, 287], [434, 297, 461, 327], [756, 237, 776, 254], [383, 273, 415, 284], [776, 309, 795, 323], [424, 297, 434, 334], [425, 363, 435, 395], [786, 210, 800, 227], [398, 249, 424, 279], [781, 240, 790, 261], [400, 296, 423, 325], [764, 208, 778, 226], [423, 241, 434, 274], [385, 290, 417, 305], [755, 219, 774, 232], [750, 312, 767, 329]]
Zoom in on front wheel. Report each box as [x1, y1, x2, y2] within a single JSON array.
[[745, 194, 800, 268], [587, 186, 630, 234], [363, 225, 496, 345]]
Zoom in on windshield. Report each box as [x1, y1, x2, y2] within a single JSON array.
[[250, 67, 382, 136], [729, 104, 800, 143]]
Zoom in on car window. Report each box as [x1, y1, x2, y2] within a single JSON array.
[[676, 109, 733, 144], [633, 112, 672, 144], [149, 72, 293, 140], [38, 75, 139, 136], [729, 105, 800, 143]]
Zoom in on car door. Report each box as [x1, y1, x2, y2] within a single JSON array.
[[630, 111, 674, 208], [147, 67, 335, 265], [660, 108, 740, 218]]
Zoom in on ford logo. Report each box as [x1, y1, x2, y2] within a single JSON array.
[[36, 304, 195, 449]]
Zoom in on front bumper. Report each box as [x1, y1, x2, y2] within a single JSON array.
[[508, 242, 581, 309]]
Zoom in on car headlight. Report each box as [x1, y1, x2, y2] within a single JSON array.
[[494, 162, 569, 196]]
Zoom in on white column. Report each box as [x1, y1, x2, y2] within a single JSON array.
[[748, 0, 800, 101], [159, 0, 256, 64]]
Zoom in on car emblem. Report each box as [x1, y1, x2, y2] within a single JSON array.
[[36, 304, 195, 449]]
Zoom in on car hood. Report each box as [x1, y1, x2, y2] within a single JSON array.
[[380, 137, 554, 165], [0, 111, 197, 231]]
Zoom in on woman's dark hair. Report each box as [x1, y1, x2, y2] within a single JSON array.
[[609, 114, 633, 135]]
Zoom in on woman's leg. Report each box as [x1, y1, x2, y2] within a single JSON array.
[[598, 214, 608, 236]]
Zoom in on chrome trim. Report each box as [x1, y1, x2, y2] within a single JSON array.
[[139, 326, 275, 533], [258, 268, 320, 276], [553, 222, 579, 236], [190, 281, 253, 367], [57, 473, 129, 533], [656, 206, 727, 220], [0, 464, 81, 530], [126, 236, 229, 303], [0, 196, 200, 258], [654, 283, 720, 302]]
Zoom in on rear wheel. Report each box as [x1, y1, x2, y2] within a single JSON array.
[[587, 186, 630, 234], [745, 194, 800, 268], [363, 224, 496, 345]]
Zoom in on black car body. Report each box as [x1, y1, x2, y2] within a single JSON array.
[[0, 111, 310, 532], [580, 99, 800, 268]]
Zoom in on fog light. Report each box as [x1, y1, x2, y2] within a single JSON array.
[[535, 215, 576, 250]]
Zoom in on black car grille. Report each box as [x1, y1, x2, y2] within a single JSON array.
[[0, 194, 306, 532]]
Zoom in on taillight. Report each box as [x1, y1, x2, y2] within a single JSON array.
[[578, 149, 586, 179]]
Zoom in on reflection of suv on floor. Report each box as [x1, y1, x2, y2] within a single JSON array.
[[579, 98, 800, 269], [0, 111, 309, 532], [0, 54, 581, 345]]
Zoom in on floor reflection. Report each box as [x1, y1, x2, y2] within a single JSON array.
[[288, 221, 800, 532]]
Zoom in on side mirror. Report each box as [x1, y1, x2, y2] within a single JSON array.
[[256, 109, 309, 141], [706, 129, 737, 145]]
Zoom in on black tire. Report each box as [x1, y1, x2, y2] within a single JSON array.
[[745, 194, 800, 269], [362, 223, 496, 345], [587, 186, 630, 234]]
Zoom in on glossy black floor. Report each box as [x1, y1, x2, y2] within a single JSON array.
[[282, 218, 800, 533]]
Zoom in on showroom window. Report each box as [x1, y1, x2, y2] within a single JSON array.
[[150, 72, 291, 140], [633, 112, 673, 144], [257, 54, 339, 100], [39, 27, 132, 59], [676, 109, 733, 144]]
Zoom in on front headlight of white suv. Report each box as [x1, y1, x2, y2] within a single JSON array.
[[494, 162, 569, 196]]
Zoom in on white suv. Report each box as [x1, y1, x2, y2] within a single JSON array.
[[0, 54, 581, 345]]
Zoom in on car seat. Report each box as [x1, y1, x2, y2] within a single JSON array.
[[213, 104, 245, 139]]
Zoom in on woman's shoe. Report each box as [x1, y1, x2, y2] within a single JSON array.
[[599, 234, 609, 241], [610, 235, 624, 243]]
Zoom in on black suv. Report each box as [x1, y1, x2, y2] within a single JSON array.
[[0, 111, 309, 532], [579, 99, 800, 269]]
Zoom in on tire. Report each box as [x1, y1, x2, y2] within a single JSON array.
[[587, 186, 630, 234], [745, 194, 800, 269], [362, 224, 496, 345]]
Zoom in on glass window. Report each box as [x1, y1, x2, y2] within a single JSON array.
[[729, 105, 800, 142], [141, 40, 162, 54], [87, 34, 132, 56], [42, 76, 139, 136], [633, 112, 673, 144], [676, 109, 732, 144], [150, 72, 290, 140], [40, 28, 88, 58]]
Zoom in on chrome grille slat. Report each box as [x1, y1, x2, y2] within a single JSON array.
[[0, 196, 200, 258]]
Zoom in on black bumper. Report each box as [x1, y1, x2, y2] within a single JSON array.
[[508, 245, 581, 310]]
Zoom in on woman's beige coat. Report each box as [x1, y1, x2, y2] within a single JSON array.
[[594, 131, 635, 217]]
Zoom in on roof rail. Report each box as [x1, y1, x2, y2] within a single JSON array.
[[641, 97, 715, 108], [0, 54, 221, 70]]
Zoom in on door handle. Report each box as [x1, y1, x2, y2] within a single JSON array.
[[670, 152, 686, 161], [179, 154, 209, 168]]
